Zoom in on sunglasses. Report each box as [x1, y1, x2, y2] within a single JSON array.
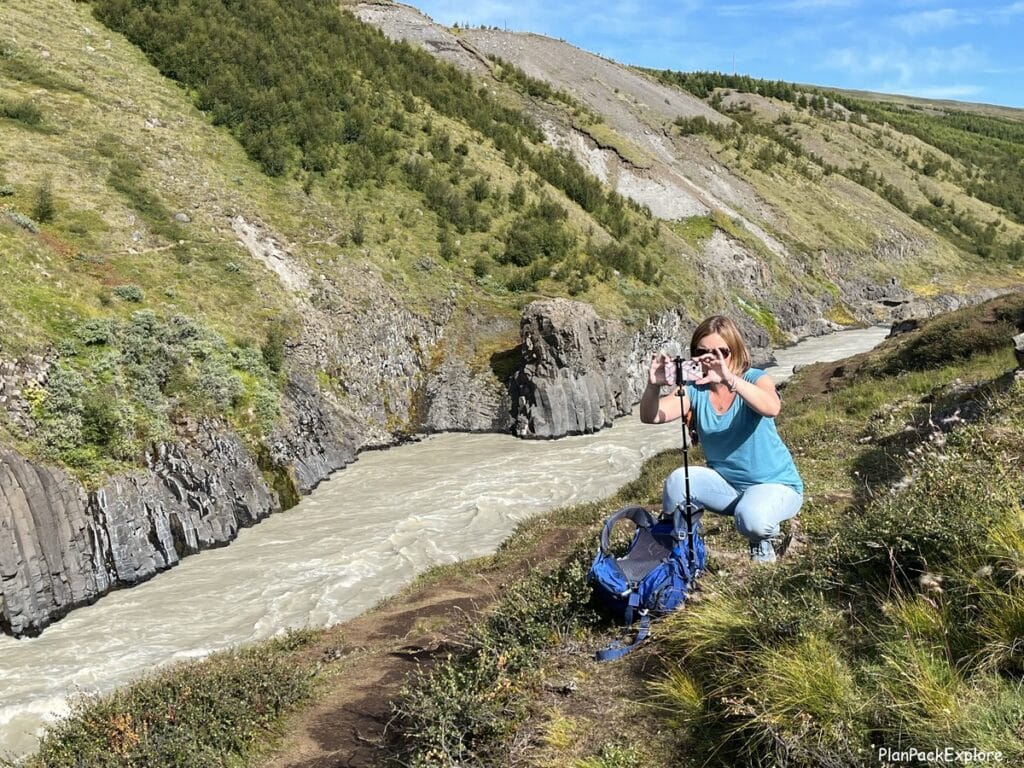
[[695, 346, 731, 358]]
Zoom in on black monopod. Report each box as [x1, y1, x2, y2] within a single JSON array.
[[672, 357, 698, 573]]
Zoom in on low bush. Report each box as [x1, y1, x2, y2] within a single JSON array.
[[17, 630, 320, 768], [30, 312, 282, 481], [0, 96, 43, 127], [5, 210, 38, 233], [112, 284, 144, 303], [390, 550, 602, 766], [31, 177, 54, 222]]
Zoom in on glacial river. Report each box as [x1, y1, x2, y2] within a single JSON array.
[[0, 326, 890, 758]]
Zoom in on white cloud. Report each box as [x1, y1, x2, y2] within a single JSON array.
[[824, 41, 991, 100], [716, 0, 859, 16], [825, 43, 982, 81], [885, 83, 983, 99], [891, 8, 965, 35]]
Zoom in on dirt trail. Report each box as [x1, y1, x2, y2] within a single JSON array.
[[257, 528, 579, 768]]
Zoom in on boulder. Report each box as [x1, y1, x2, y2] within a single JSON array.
[[510, 299, 632, 439], [889, 318, 920, 338]]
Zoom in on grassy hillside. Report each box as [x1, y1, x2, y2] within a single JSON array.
[[0, 0, 687, 483], [385, 292, 1024, 767], [0, 0, 301, 482], [85, 0, 674, 293], [650, 70, 1024, 265]]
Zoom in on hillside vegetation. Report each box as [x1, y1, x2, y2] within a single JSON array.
[[0, 0, 681, 483], [433, 23, 1024, 302], [652, 69, 1024, 261], [87, 0, 671, 289], [2, 0, 1024, 487]]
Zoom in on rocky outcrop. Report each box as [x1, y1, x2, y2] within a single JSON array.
[[0, 420, 277, 637], [268, 376, 357, 495], [511, 299, 632, 438], [421, 356, 513, 433], [0, 452, 99, 638]]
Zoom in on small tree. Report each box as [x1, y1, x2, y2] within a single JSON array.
[[261, 321, 287, 373], [32, 175, 55, 223]]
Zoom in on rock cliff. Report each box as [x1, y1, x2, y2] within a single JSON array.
[[0, 420, 280, 637], [510, 299, 630, 438]]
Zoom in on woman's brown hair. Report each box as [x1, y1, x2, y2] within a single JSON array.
[[689, 315, 751, 375]]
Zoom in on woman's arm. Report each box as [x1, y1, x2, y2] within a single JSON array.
[[640, 353, 689, 423], [727, 372, 781, 418], [639, 382, 687, 423]]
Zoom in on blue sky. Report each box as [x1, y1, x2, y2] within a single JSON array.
[[411, 1, 1024, 108]]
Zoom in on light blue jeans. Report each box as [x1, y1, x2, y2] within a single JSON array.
[[662, 466, 803, 559]]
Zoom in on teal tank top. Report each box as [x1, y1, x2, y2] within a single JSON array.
[[686, 368, 803, 494]]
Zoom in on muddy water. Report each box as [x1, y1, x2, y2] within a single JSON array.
[[0, 326, 889, 757]]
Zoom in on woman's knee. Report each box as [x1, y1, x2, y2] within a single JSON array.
[[663, 466, 737, 514], [734, 510, 777, 540], [734, 485, 803, 540], [662, 467, 687, 512]]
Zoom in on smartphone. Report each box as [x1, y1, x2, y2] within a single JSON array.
[[664, 358, 702, 386]]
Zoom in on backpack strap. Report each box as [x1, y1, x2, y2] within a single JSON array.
[[595, 596, 652, 662], [599, 506, 656, 554], [668, 499, 704, 571]]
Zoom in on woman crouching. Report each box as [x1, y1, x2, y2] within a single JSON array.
[[639, 315, 803, 563]]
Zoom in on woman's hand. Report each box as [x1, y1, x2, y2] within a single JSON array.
[[649, 351, 673, 386], [695, 349, 733, 387], [641, 351, 685, 424]]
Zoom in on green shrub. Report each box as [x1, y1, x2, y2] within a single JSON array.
[[674, 115, 735, 140], [5, 210, 38, 233], [261, 321, 287, 373], [113, 284, 144, 303], [501, 200, 574, 267], [575, 742, 645, 768], [31, 176, 55, 223], [472, 253, 490, 278], [31, 313, 282, 480], [349, 213, 366, 245], [0, 96, 43, 127], [21, 631, 319, 768]]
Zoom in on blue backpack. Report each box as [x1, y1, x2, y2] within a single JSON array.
[[588, 503, 706, 661]]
